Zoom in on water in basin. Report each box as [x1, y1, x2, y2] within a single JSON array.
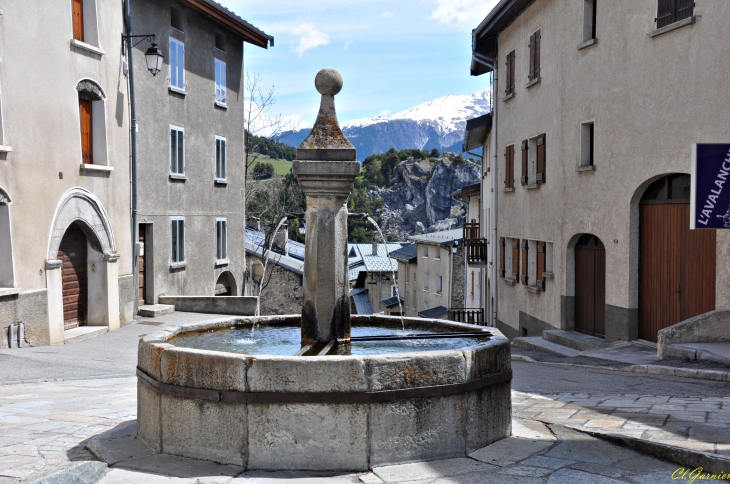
[[170, 325, 489, 356]]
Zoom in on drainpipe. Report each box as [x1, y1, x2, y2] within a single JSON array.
[[124, 0, 139, 313]]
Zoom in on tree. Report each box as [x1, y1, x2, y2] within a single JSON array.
[[252, 162, 275, 180]]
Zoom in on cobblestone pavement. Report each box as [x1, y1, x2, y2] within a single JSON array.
[[512, 391, 730, 458], [1, 376, 729, 482]]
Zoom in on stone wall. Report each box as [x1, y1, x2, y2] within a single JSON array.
[[0, 290, 49, 347], [451, 244, 466, 310], [118, 275, 135, 326], [250, 255, 303, 316]]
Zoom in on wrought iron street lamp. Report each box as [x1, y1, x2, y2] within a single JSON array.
[[144, 42, 164, 76]]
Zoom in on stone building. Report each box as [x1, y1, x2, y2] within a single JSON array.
[[130, 0, 271, 305], [348, 243, 402, 315], [471, 0, 730, 342], [0, 0, 134, 346]]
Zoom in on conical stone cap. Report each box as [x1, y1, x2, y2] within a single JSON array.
[[296, 69, 357, 161]]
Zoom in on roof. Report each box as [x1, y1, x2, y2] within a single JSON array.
[[381, 296, 404, 309], [409, 229, 463, 246], [352, 292, 374, 315], [463, 113, 493, 152], [471, 0, 535, 75], [245, 230, 303, 274], [348, 244, 402, 281], [389, 243, 418, 264], [181, 0, 273, 48], [418, 306, 449, 319], [453, 183, 480, 199]]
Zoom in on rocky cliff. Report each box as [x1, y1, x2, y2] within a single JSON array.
[[369, 153, 481, 240]]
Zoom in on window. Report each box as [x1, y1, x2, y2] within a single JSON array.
[[583, 0, 597, 42], [170, 126, 185, 175], [436, 276, 443, 295], [77, 81, 108, 166], [0, 188, 14, 287], [413, 289, 417, 310], [171, 8, 184, 31], [422, 246, 428, 258], [215, 32, 226, 51], [546, 242, 554, 274], [434, 247, 441, 260], [71, 0, 99, 47], [170, 39, 185, 90], [521, 134, 546, 187], [391, 285, 398, 297], [424, 301, 429, 311], [536, 241, 547, 291], [470, 271, 475, 297], [215, 59, 227, 103], [215, 136, 227, 180], [72, 0, 84, 41], [171, 217, 185, 264], [656, 0, 694, 29], [500, 237, 520, 281], [79, 99, 93, 164], [424, 273, 429, 291], [504, 50, 515, 96], [216, 218, 228, 262], [504, 145, 515, 189], [581, 122, 595, 167], [528, 30, 541, 83]]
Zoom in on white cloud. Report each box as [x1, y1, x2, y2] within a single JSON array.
[[429, 0, 499, 26], [344, 40, 353, 50], [291, 23, 330, 57], [376, 109, 390, 117], [381, 11, 394, 18]]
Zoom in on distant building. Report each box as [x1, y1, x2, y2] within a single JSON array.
[[348, 243, 403, 315]]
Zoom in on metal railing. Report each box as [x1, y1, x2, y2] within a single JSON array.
[[449, 308, 486, 325]]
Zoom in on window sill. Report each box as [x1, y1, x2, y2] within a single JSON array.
[[0, 288, 20, 297], [526, 285, 540, 294], [169, 174, 187, 181], [526, 77, 541, 89], [214, 178, 228, 185], [577, 165, 596, 172], [503, 187, 515, 193], [70, 39, 105, 56], [542, 271, 554, 279], [649, 16, 696, 38], [435, 292, 442, 297], [170, 262, 186, 269], [0, 145, 12, 153], [215, 259, 229, 267], [214, 101, 228, 110], [577, 38, 598, 50], [502, 278, 515, 286], [169, 86, 187, 96], [80, 164, 114, 173], [502, 92, 515, 102], [525, 183, 540, 190]]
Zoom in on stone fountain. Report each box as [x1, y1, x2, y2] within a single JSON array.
[[136, 70, 512, 471]]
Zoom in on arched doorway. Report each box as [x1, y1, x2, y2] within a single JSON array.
[[215, 271, 237, 296], [58, 223, 87, 330], [639, 174, 716, 342], [574, 234, 605, 337]]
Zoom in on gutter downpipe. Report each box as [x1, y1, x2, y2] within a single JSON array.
[[125, 0, 139, 313], [471, 51, 497, 328]]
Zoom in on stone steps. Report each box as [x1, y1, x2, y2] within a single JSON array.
[[63, 326, 108, 344], [137, 304, 174, 318], [542, 329, 608, 352], [512, 336, 581, 357]]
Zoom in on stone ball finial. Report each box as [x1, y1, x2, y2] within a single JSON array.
[[315, 68, 343, 96]]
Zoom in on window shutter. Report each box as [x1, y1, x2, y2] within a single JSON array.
[[521, 239, 529, 285], [534, 30, 541, 79], [656, 0, 675, 28], [509, 145, 515, 188], [675, 0, 694, 22], [536, 134, 546, 184], [512, 239, 519, 280], [510, 51, 515, 93], [537, 241, 546, 291], [504, 146, 511, 188], [505, 54, 511, 95], [528, 33, 535, 81], [499, 237, 505, 278], [79, 100, 93, 164], [520, 140, 528, 186], [72, 0, 84, 41]]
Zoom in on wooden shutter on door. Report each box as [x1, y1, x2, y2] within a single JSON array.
[[521, 240, 529, 285], [79, 100, 93, 164], [536, 241, 546, 291], [520, 140, 528, 185], [72, 0, 84, 41], [534, 30, 541, 79], [512, 239, 519, 280], [504, 145, 515, 189], [499, 238, 505, 278], [536, 134, 546, 184]]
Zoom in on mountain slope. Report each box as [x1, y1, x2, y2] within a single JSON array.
[[279, 90, 491, 161]]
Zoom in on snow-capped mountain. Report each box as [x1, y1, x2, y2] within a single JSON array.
[[279, 90, 491, 161]]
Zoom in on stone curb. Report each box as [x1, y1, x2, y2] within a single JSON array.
[[511, 356, 730, 382], [566, 425, 730, 474], [0, 373, 135, 386], [20, 461, 108, 484]]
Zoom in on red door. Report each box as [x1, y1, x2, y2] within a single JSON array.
[[574, 235, 605, 337], [58, 224, 87, 330]]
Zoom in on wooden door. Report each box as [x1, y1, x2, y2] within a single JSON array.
[[639, 175, 716, 342], [138, 227, 146, 305], [58, 224, 87, 330], [574, 235, 605, 336], [79, 100, 93, 164]]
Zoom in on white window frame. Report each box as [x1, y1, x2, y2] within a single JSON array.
[[434, 247, 441, 260], [422, 245, 428, 258], [169, 38, 185, 90], [170, 125, 185, 175], [391, 285, 398, 297], [215, 136, 227, 181], [527, 137, 538, 187], [214, 58, 227, 104], [424, 273, 429, 291], [436, 275, 443, 295], [528, 240, 537, 287], [216, 218, 228, 263], [170, 217, 185, 265]]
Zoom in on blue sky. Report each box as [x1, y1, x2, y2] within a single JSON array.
[[218, 0, 498, 129]]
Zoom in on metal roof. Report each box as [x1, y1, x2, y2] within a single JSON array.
[[409, 229, 463, 246], [182, 0, 273, 48], [453, 182, 481, 199], [381, 296, 404, 309], [389, 243, 418, 263], [471, 0, 535, 75], [352, 292, 374, 315], [350, 243, 402, 273], [418, 306, 449, 319], [463, 113, 493, 152]]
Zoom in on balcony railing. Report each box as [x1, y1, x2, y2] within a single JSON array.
[[463, 222, 480, 240], [465, 239, 489, 264], [448, 308, 486, 325]]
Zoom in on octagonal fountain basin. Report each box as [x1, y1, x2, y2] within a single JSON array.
[[136, 315, 512, 471]]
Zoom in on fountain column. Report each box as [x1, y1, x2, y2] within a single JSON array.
[[292, 69, 360, 345]]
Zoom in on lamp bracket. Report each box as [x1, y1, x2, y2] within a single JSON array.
[[122, 34, 157, 49]]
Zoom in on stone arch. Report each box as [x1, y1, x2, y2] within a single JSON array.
[[0, 185, 14, 287], [215, 271, 238, 296], [76, 78, 106, 100], [47, 188, 116, 260]]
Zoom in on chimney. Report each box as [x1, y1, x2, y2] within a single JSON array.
[[372, 242, 378, 256]]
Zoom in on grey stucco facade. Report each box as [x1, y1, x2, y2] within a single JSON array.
[[130, 0, 270, 303], [473, 0, 730, 342]]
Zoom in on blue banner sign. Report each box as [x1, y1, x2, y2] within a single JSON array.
[[691, 143, 730, 229]]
